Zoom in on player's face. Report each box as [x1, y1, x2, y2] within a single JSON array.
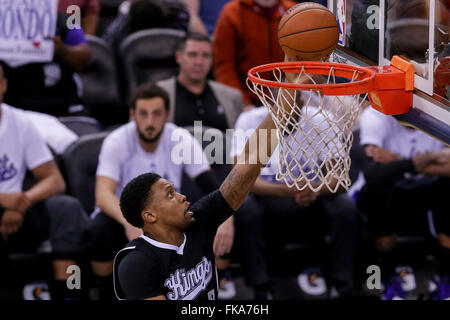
[[131, 97, 169, 144], [176, 39, 213, 83], [150, 179, 194, 230], [254, 0, 279, 8]]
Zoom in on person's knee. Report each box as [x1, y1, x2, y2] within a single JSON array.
[[45, 195, 91, 257], [45, 195, 90, 234], [330, 194, 358, 223], [46, 195, 88, 222], [89, 213, 126, 262]]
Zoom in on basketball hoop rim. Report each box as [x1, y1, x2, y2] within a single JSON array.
[[247, 61, 378, 96]]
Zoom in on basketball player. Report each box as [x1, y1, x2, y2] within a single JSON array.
[[90, 83, 221, 299], [112, 65, 302, 300]]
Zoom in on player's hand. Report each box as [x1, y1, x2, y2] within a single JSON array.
[[0, 209, 24, 241], [124, 223, 142, 241], [294, 188, 319, 207], [213, 216, 234, 257], [365, 146, 401, 163], [283, 54, 323, 85], [0, 192, 32, 213]]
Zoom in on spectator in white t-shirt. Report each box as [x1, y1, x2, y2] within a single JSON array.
[[230, 103, 358, 299], [357, 107, 450, 300], [0, 65, 90, 300], [89, 83, 227, 300]]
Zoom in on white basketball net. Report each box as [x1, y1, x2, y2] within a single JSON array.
[[247, 66, 368, 193]]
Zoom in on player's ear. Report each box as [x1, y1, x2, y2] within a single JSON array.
[[175, 50, 182, 64], [142, 210, 157, 224]]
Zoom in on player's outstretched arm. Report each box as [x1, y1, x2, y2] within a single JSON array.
[[219, 115, 278, 211]]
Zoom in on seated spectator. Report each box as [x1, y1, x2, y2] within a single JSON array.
[[230, 100, 358, 299], [213, 0, 296, 107], [103, 0, 190, 53], [1, 13, 91, 117], [357, 107, 450, 300], [89, 83, 235, 300], [157, 32, 244, 131], [58, 0, 100, 35], [0, 65, 90, 300]]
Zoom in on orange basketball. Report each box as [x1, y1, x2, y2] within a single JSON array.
[[278, 2, 339, 61]]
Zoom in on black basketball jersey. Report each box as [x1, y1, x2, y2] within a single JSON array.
[[113, 190, 234, 300]]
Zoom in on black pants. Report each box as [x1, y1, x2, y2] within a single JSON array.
[[89, 210, 128, 263], [358, 177, 450, 238], [233, 195, 268, 287], [255, 193, 358, 288], [0, 195, 90, 260]]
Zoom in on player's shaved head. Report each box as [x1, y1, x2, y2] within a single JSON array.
[[120, 173, 162, 227]]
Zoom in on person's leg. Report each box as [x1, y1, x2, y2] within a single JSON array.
[[358, 184, 399, 278], [429, 178, 450, 298], [322, 193, 358, 295], [44, 195, 91, 300], [90, 211, 128, 300], [233, 195, 270, 298]]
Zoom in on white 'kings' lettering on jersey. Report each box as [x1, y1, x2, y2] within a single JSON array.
[[164, 257, 213, 300]]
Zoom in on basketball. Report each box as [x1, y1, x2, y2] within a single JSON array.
[[278, 2, 339, 61]]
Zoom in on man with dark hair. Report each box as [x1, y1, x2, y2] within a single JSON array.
[[0, 65, 90, 300], [89, 83, 221, 299], [157, 32, 244, 131], [111, 61, 304, 300]]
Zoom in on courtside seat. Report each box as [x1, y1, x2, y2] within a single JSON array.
[[62, 132, 109, 214], [79, 35, 124, 125], [119, 28, 186, 101]]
